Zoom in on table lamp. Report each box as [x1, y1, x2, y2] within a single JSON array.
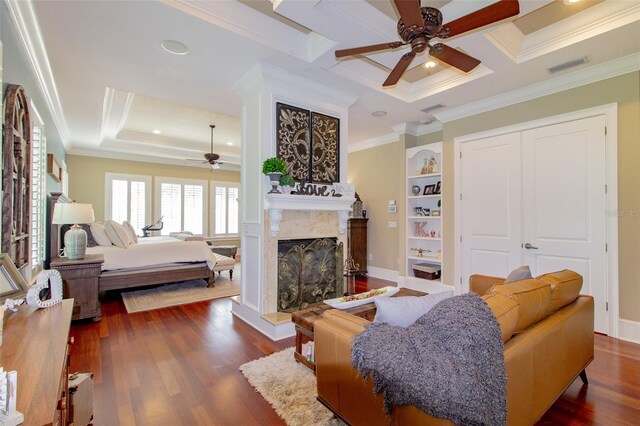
[[52, 203, 95, 260]]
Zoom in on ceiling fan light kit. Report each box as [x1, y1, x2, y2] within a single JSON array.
[[335, 0, 520, 87]]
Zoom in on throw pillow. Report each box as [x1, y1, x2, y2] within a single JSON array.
[[89, 222, 112, 247], [504, 265, 532, 283], [122, 221, 138, 244], [373, 290, 454, 327], [105, 220, 131, 248]]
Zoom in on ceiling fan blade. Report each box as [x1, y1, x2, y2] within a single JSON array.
[[430, 44, 481, 72], [212, 163, 221, 170], [444, 0, 520, 38], [335, 41, 405, 58], [393, 0, 424, 29], [383, 50, 417, 87]]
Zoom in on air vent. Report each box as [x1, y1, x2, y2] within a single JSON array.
[[421, 104, 445, 114], [546, 57, 588, 74]]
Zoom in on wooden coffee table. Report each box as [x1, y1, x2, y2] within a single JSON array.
[[291, 287, 426, 371]]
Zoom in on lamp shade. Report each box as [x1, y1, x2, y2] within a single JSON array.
[[52, 203, 95, 225]]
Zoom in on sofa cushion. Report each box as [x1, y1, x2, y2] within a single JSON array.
[[373, 290, 454, 327], [481, 292, 520, 342], [536, 269, 583, 316], [504, 265, 532, 283], [492, 279, 551, 333]]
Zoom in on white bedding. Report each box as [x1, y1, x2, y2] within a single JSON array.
[[86, 237, 219, 271]]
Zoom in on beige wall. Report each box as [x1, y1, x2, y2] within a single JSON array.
[[67, 155, 241, 246], [350, 71, 640, 322], [348, 141, 404, 271]]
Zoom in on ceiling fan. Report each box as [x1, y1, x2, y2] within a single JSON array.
[[335, 0, 520, 87], [187, 124, 223, 169]]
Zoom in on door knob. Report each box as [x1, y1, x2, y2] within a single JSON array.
[[523, 243, 538, 250]]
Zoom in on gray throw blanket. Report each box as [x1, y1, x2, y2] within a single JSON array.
[[351, 292, 506, 426]]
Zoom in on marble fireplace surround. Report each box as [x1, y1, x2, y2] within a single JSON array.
[[263, 194, 354, 316]]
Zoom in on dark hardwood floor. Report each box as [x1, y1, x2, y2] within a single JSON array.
[[70, 276, 640, 425]]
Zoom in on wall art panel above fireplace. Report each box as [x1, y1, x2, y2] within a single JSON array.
[[276, 103, 340, 184]]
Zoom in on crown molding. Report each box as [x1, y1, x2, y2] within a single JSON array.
[[162, 0, 334, 62], [67, 147, 241, 169], [349, 119, 443, 154], [233, 61, 358, 109], [435, 53, 640, 123], [6, 0, 69, 145], [416, 121, 443, 135], [99, 87, 134, 144], [407, 64, 494, 103], [392, 122, 418, 136], [348, 133, 398, 153], [487, 1, 640, 64]]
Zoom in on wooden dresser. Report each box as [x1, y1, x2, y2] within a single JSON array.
[[0, 300, 73, 425]]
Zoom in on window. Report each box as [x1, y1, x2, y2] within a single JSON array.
[[30, 123, 46, 276], [155, 177, 208, 235], [210, 182, 240, 237], [105, 173, 151, 235]]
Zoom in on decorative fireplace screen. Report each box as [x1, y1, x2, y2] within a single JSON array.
[[277, 238, 344, 313]]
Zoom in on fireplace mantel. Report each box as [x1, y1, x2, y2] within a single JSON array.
[[265, 194, 355, 236]]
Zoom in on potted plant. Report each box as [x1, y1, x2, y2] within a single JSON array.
[[279, 174, 296, 194], [262, 157, 288, 194]]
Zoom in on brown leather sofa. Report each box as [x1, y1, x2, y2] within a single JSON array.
[[314, 270, 594, 426]]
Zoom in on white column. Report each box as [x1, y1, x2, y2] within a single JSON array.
[[231, 62, 357, 340]]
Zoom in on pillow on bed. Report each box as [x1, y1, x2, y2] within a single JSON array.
[[105, 220, 131, 248], [122, 221, 138, 244], [90, 222, 112, 247]]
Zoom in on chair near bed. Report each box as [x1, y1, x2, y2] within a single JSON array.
[[48, 193, 227, 291]]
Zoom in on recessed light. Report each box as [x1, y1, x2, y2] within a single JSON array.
[[226, 142, 233, 146], [563, 0, 579, 4], [371, 111, 387, 117], [424, 61, 437, 69], [152, 129, 162, 135], [161, 40, 189, 55]]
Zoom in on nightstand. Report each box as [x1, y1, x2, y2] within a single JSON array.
[[51, 254, 104, 321]]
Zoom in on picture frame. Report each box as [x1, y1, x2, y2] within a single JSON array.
[[435, 181, 441, 194], [47, 153, 62, 182], [0, 253, 31, 303], [423, 184, 436, 195]]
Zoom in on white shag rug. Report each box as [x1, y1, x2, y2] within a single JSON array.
[[240, 348, 345, 426], [121, 274, 240, 313]]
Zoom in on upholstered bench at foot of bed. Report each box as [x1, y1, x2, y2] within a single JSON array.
[[210, 253, 236, 286]]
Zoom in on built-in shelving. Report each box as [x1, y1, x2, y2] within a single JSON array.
[[404, 143, 451, 293]]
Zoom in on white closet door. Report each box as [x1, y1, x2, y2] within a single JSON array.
[[460, 133, 523, 292], [521, 115, 607, 333]]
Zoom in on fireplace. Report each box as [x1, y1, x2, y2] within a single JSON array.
[[277, 237, 344, 313]]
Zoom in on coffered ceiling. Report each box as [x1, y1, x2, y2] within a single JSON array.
[[11, 0, 640, 168]]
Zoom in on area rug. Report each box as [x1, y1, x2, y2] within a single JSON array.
[[240, 347, 345, 426], [121, 275, 240, 313]]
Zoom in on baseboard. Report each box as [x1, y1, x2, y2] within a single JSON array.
[[230, 303, 295, 341], [618, 319, 640, 344], [366, 266, 398, 283]]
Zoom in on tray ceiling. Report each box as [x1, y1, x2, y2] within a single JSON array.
[[10, 0, 639, 166]]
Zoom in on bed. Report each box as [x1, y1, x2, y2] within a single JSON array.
[[49, 192, 235, 291]]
